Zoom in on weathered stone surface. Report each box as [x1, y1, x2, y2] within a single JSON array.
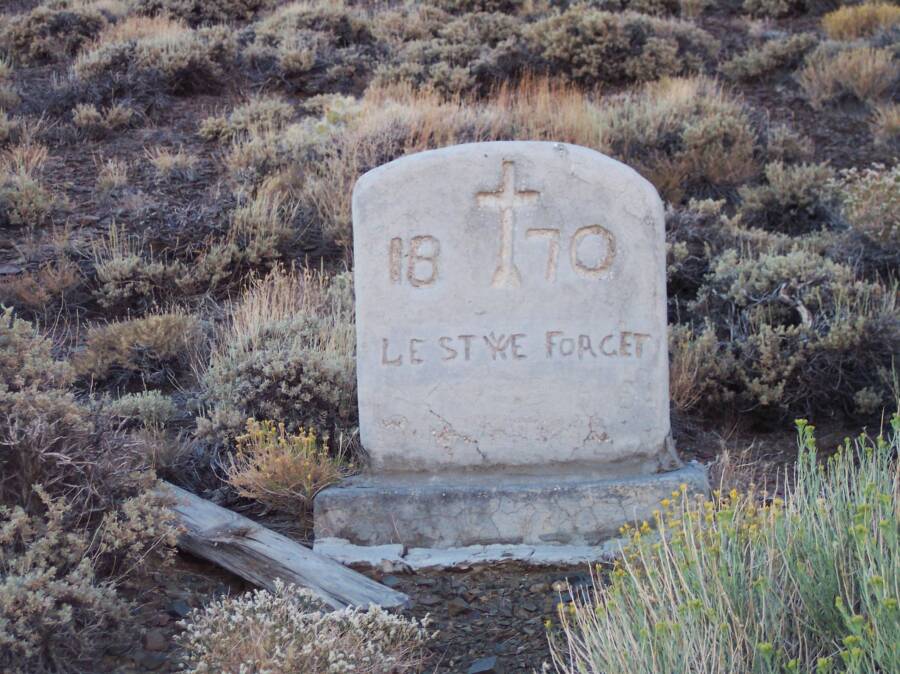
[[352, 141, 673, 474], [315, 463, 707, 549], [315, 141, 707, 562]]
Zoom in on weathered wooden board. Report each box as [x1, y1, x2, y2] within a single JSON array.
[[159, 482, 409, 610]]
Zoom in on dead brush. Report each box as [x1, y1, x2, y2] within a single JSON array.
[[797, 45, 898, 108], [871, 102, 900, 144], [196, 265, 356, 440], [224, 418, 348, 514], [0, 257, 82, 313], [0, 140, 55, 228], [822, 2, 900, 40], [94, 156, 128, 194], [145, 145, 198, 181]]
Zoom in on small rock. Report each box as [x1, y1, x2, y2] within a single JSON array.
[[467, 655, 500, 673], [151, 612, 171, 627], [381, 574, 402, 588], [134, 651, 168, 671], [528, 582, 548, 593], [447, 597, 471, 617], [521, 601, 538, 612], [419, 593, 442, 606], [143, 629, 168, 652], [167, 599, 192, 619], [0, 264, 22, 276]]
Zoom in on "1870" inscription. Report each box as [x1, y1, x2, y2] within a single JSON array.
[[388, 160, 616, 289]]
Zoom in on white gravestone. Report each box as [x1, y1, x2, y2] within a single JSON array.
[[314, 142, 706, 560]]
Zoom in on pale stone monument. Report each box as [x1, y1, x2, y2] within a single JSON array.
[[314, 142, 706, 564]]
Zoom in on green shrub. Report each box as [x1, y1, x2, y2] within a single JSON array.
[[73, 16, 237, 97], [737, 162, 840, 235], [0, 486, 129, 672], [179, 581, 433, 673], [198, 268, 356, 440], [529, 8, 718, 87], [133, 0, 272, 25], [107, 390, 177, 430], [690, 249, 898, 414], [743, 0, 837, 19], [721, 33, 817, 80], [551, 418, 900, 673], [198, 94, 295, 141], [0, 4, 108, 64], [765, 123, 814, 163], [244, 1, 377, 95], [832, 163, 900, 245], [423, 0, 531, 13], [796, 43, 898, 109], [0, 306, 88, 510], [75, 312, 204, 384], [668, 322, 737, 413], [375, 10, 532, 95], [0, 142, 55, 228], [1, 480, 178, 672], [582, 0, 682, 16]]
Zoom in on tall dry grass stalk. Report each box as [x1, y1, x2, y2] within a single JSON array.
[[221, 265, 353, 362]]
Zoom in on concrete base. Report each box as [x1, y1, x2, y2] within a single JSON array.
[[313, 537, 627, 570], [313, 463, 707, 563]]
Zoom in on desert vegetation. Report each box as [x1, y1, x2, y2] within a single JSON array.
[[0, 0, 897, 671], [550, 419, 899, 673]]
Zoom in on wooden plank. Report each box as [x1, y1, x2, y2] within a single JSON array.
[[159, 482, 409, 610]]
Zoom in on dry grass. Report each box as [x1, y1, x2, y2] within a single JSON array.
[[224, 418, 347, 514], [871, 102, 900, 144], [296, 76, 756, 251], [822, 2, 900, 40], [197, 265, 356, 439], [75, 311, 205, 382], [0, 140, 55, 228], [668, 323, 735, 413], [797, 45, 898, 108], [596, 76, 758, 201], [93, 14, 188, 44], [0, 258, 82, 312], [220, 264, 353, 362], [95, 157, 129, 193], [145, 146, 198, 180]]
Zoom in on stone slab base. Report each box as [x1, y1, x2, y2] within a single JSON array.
[[313, 537, 626, 570], [313, 463, 707, 562]]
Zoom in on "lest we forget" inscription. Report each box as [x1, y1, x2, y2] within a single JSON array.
[[353, 142, 671, 474]]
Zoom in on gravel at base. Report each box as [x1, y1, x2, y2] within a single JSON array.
[[367, 562, 598, 673]]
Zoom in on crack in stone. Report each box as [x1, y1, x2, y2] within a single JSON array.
[[428, 409, 489, 463]]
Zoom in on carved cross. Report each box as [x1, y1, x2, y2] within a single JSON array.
[[476, 160, 539, 288]]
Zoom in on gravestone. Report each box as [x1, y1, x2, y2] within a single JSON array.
[[314, 142, 706, 561]]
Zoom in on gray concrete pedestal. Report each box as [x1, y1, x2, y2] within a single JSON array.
[[313, 463, 707, 567]]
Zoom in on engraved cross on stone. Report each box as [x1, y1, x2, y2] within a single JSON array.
[[476, 160, 539, 288]]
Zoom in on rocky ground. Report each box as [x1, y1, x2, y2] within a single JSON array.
[[105, 553, 592, 673]]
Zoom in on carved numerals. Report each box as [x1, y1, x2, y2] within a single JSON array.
[[387, 226, 615, 288], [525, 225, 616, 282], [389, 235, 440, 287]]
